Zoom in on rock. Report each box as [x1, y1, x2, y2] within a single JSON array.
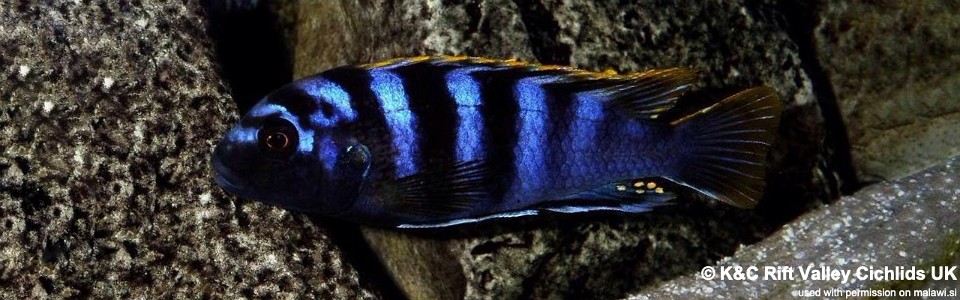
[[287, 0, 832, 298], [814, 1, 960, 181], [0, 1, 376, 298], [628, 155, 960, 298]]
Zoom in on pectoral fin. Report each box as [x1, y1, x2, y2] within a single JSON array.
[[379, 160, 494, 218]]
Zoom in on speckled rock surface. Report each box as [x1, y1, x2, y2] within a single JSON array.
[[0, 1, 376, 298], [814, 1, 960, 181], [628, 155, 960, 299], [286, 0, 833, 299]]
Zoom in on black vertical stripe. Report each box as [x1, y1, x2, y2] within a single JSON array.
[[469, 67, 575, 203], [473, 69, 524, 202], [392, 62, 460, 170], [320, 66, 397, 181]]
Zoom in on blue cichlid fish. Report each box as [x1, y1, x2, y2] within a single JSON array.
[[212, 56, 781, 228]]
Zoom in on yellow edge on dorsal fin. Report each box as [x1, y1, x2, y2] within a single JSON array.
[[407, 55, 432, 63], [359, 55, 668, 82], [359, 57, 404, 69]]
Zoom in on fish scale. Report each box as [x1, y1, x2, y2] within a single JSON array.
[[211, 56, 783, 228]]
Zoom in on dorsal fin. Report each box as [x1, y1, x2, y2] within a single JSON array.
[[359, 56, 697, 121], [601, 68, 697, 120]]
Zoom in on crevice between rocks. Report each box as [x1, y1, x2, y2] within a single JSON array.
[[199, 0, 293, 114], [511, 0, 571, 64], [766, 0, 862, 196]]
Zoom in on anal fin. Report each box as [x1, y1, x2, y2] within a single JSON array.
[[540, 177, 677, 214], [394, 177, 678, 228]]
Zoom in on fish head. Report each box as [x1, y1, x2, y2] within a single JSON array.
[[212, 82, 370, 216]]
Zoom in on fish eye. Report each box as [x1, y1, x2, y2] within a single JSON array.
[[258, 118, 299, 156]]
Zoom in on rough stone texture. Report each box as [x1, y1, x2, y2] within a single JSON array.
[[0, 1, 377, 298], [815, 1, 960, 181], [629, 155, 960, 299], [287, 0, 832, 299]]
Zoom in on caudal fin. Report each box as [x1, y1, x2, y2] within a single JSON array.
[[668, 87, 782, 208]]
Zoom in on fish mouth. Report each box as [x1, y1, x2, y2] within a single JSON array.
[[211, 156, 257, 200]]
